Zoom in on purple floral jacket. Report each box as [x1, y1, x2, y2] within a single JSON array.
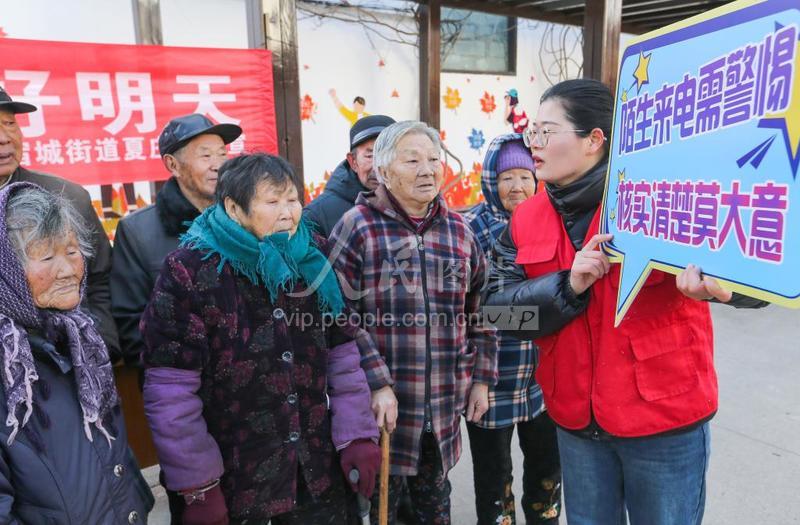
[[141, 247, 378, 521]]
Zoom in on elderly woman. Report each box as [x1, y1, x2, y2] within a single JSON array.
[[0, 183, 154, 524], [329, 120, 498, 524], [463, 135, 561, 525], [141, 153, 381, 525]]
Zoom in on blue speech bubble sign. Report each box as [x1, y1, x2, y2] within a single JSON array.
[[601, 0, 800, 326]]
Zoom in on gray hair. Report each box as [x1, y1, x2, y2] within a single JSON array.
[[6, 186, 94, 265], [372, 121, 442, 179]]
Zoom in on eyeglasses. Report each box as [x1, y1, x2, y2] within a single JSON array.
[[523, 127, 587, 148]]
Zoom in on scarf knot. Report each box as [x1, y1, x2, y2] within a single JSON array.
[[181, 204, 345, 315]]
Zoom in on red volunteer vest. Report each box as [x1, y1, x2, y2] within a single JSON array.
[[511, 192, 718, 437]]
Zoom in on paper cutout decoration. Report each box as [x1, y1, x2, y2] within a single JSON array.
[[300, 94, 317, 122], [466, 162, 485, 205], [443, 87, 462, 111], [468, 128, 485, 151], [305, 182, 325, 203], [480, 91, 496, 116], [110, 185, 129, 218], [442, 161, 484, 210]]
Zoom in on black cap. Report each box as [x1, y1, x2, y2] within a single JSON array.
[[0, 86, 37, 114], [349, 114, 395, 150], [158, 114, 242, 156]]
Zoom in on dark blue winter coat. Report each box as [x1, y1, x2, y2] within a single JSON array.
[[303, 160, 368, 237], [0, 334, 154, 524]]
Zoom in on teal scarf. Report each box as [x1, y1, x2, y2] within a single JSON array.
[[180, 204, 345, 315]]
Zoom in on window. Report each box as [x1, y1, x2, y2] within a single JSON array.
[[441, 8, 516, 75]]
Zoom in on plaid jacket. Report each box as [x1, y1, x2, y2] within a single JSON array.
[[329, 185, 498, 476], [463, 133, 544, 428]]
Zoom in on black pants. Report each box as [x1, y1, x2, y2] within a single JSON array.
[[467, 411, 562, 525], [369, 431, 451, 525]]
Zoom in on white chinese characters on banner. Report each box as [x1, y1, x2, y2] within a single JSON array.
[[20, 143, 31, 166], [174, 75, 240, 124], [3, 70, 61, 137], [122, 137, 147, 161], [76, 72, 157, 135], [34, 139, 64, 165], [22, 134, 246, 166], [65, 139, 92, 164], [4, 69, 248, 169], [95, 137, 121, 162], [149, 138, 160, 159], [6, 69, 245, 140]]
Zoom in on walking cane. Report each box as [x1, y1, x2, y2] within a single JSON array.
[[378, 427, 391, 525]]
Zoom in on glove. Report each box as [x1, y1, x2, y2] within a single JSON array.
[[181, 484, 229, 525], [339, 438, 382, 498]]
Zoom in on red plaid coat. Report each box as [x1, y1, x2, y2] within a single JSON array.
[[329, 185, 498, 476]]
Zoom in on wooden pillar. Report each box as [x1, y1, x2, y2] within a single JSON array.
[[131, 0, 163, 46], [263, 0, 305, 195], [419, 0, 442, 130], [583, 0, 622, 89], [131, 0, 163, 204]]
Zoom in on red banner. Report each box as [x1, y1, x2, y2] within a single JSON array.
[[0, 38, 277, 185]]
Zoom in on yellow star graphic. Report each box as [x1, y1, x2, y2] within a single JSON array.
[[632, 51, 652, 92], [763, 42, 800, 161], [617, 169, 626, 182], [621, 89, 628, 103]]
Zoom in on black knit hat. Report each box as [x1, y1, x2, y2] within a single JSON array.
[[349, 114, 395, 149]]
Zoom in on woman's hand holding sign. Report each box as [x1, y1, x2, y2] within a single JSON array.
[[569, 234, 613, 295], [677, 264, 733, 303]]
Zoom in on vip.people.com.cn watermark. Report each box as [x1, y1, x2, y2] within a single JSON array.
[[281, 306, 539, 332]]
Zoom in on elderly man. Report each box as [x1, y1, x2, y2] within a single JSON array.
[[0, 87, 119, 357], [111, 114, 241, 364], [329, 120, 498, 524], [303, 114, 394, 237]]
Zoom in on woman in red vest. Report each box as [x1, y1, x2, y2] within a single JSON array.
[[485, 79, 766, 525]]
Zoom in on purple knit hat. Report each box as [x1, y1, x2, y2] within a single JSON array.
[[495, 139, 535, 175], [0, 182, 118, 446]]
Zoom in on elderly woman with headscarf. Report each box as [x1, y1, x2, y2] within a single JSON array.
[[463, 135, 562, 524], [0, 182, 154, 524], [140, 153, 381, 525], [328, 120, 498, 524]]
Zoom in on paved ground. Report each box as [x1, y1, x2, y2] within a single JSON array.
[[145, 303, 800, 524]]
